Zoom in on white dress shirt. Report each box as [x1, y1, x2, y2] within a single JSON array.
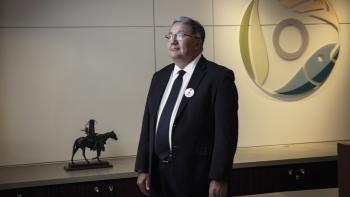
[[156, 54, 202, 151]]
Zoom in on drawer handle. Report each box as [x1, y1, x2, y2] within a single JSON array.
[[93, 186, 99, 193], [109, 185, 114, 192]]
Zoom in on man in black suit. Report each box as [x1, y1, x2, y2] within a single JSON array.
[[135, 16, 238, 197]]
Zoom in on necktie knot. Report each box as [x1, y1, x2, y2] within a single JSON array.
[[177, 70, 186, 78]]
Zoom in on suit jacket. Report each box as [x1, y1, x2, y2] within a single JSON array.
[[135, 56, 238, 195]]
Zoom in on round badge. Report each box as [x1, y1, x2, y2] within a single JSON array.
[[184, 88, 194, 98]]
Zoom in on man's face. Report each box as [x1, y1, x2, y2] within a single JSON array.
[[167, 22, 201, 63]]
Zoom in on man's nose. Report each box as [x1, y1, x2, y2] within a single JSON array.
[[170, 37, 178, 44]]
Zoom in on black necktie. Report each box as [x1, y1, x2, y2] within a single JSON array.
[[155, 70, 186, 160]]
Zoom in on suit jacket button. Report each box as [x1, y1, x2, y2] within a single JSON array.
[[173, 124, 176, 128]]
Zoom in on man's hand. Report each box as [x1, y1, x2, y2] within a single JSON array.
[[137, 172, 150, 196], [209, 180, 228, 197]]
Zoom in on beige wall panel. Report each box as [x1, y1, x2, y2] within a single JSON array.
[[329, 0, 350, 23], [258, 0, 349, 25], [0, 0, 349, 166], [214, 24, 350, 147], [0, 27, 154, 166], [258, 0, 331, 25], [213, 0, 251, 25], [155, 26, 214, 71], [0, 0, 153, 27], [261, 0, 349, 24], [213, 0, 348, 26], [154, 0, 213, 26]]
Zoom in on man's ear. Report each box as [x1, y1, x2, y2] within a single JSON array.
[[195, 41, 202, 50]]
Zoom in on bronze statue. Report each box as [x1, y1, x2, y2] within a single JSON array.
[[70, 119, 118, 164]]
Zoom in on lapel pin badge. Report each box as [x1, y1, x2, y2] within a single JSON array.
[[184, 88, 194, 98]]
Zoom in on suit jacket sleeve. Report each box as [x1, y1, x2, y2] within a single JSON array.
[[134, 73, 156, 173], [208, 70, 238, 181]]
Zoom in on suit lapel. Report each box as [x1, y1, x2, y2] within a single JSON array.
[[175, 56, 208, 120], [149, 65, 174, 116]]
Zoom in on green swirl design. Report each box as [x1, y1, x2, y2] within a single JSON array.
[[239, 0, 340, 98], [239, 0, 269, 86]]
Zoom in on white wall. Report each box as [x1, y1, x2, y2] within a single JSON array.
[[0, 0, 349, 166]]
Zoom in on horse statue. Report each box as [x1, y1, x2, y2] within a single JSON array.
[[70, 120, 118, 164]]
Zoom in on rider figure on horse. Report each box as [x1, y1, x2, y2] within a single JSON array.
[[70, 119, 118, 164], [83, 119, 98, 150]]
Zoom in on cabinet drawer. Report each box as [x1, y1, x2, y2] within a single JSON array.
[[230, 161, 337, 196], [50, 178, 142, 197], [1, 178, 143, 197], [0, 186, 50, 197], [110, 178, 144, 197], [50, 181, 113, 197]]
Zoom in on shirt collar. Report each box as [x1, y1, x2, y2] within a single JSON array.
[[173, 54, 202, 76]]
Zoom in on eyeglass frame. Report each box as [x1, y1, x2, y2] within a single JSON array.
[[164, 32, 200, 41]]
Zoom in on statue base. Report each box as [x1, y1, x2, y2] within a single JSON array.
[[64, 160, 113, 171]]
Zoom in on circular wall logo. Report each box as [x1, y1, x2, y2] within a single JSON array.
[[239, 0, 340, 98]]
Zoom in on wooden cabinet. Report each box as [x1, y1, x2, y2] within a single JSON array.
[[338, 143, 350, 197], [0, 178, 144, 197], [0, 161, 338, 197], [230, 161, 337, 196]]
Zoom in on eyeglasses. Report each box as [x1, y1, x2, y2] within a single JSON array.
[[164, 32, 199, 41]]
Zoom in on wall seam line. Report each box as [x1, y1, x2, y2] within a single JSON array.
[[153, 0, 157, 72]]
